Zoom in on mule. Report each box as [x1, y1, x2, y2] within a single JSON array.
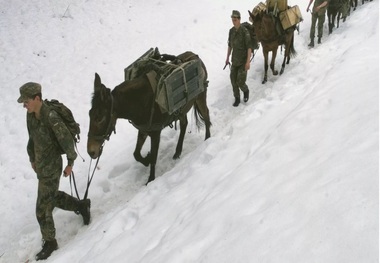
[[87, 51, 211, 184], [249, 9, 296, 84], [328, 0, 350, 34]]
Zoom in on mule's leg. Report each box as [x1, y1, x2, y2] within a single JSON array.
[[280, 36, 291, 75], [332, 12, 337, 29], [262, 50, 269, 84], [147, 131, 161, 184], [286, 42, 292, 64], [173, 114, 188, 159], [328, 12, 333, 34], [270, 49, 279, 76], [133, 131, 150, 166], [338, 12, 342, 26], [280, 55, 287, 75], [353, 0, 357, 10]]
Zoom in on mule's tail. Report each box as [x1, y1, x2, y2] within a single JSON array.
[[193, 103, 211, 130], [289, 31, 297, 58]]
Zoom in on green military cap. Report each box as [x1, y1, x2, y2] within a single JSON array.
[[231, 10, 241, 18], [17, 82, 41, 103]]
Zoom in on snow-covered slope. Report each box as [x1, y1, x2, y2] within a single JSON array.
[[0, 0, 378, 262]]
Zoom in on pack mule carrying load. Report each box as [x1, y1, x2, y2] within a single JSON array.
[[250, 2, 303, 31], [124, 47, 205, 115]]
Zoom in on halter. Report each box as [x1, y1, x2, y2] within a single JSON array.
[[88, 88, 115, 142]]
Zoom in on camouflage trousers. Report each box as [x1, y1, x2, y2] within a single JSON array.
[[36, 171, 80, 241], [230, 64, 249, 98], [310, 12, 326, 39]]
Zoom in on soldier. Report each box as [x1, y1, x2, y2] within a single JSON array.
[[17, 82, 91, 261], [307, 0, 330, 47], [225, 10, 252, 107]]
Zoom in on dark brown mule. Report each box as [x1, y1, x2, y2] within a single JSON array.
[[87, 51, 211, 184], [328, 0, 350, 34], [249, 10, 296, 84]]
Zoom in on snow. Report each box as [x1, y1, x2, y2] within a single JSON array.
[[0, 0, 378, 262]]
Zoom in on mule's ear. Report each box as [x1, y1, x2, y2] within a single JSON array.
[[248, 10, 252, 21], [94, 73, 101, 91]]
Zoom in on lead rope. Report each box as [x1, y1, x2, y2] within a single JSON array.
[[69, 152, 101, 201], [83, 155, 101, 200]]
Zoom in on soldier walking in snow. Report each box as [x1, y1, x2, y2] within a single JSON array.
[[307, 0, 330, 47], [225, 10, 252, 107], [17, 82, 91, 261]]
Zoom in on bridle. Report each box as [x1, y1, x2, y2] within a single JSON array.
[[87, 88, 116, 143]]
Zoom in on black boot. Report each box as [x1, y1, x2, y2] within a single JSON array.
[[232, 97, 240, 107], [318, 37, 322, 44], [77, 199, 91, 225], [308, 38, 314, 47], [244, 90, 249, 102], [36, 239, 58, 261]]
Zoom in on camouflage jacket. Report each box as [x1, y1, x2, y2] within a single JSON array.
[[228, 25, 252, 67], [27, 102, 77, 178]]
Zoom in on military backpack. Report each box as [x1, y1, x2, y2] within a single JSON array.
[[44, 99, 80, 143], [242, 22, 260, 51]]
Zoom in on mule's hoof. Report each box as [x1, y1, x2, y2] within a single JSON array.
[[141, 152, 151, 166], [262, 79, 267, 84], [146, 177, 154, 185], [173, 153, 181, 160], [273, 71, 279, 76]]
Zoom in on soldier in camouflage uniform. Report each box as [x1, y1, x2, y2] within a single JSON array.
[[17, 82, 91, 261], [225, 10, 252, 107], [307, 0, 330, 47]]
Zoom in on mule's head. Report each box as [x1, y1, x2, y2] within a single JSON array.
[[248, 9, 261, 23], [248, 9, 275, 42], [87, 73, 116, 159]]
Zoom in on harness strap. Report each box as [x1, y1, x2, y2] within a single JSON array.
[[69, 155, 101, 201], [179, 65, 189, 101]]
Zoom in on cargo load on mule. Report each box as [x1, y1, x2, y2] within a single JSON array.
[[266, 0, 288, 13], [124, 47, 206, 115], [251, 1, 303, 30], [248, 2, 299, 84], [279, 5, 303, 30]]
